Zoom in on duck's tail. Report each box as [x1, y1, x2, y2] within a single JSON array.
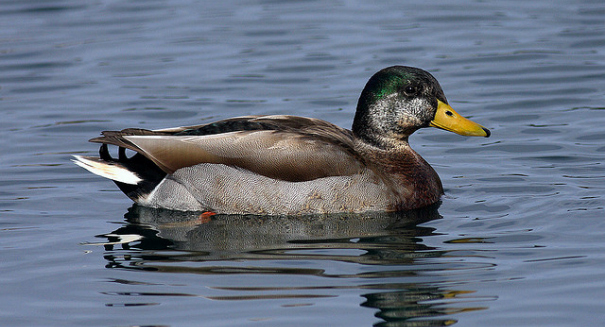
[[73, 143, 168, 201], [72, 155, 142, 185]]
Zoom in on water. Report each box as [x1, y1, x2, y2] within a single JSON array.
[[1, 0, 604, 326]]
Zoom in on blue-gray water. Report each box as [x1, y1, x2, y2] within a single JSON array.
[[1, 1, 604, 326]]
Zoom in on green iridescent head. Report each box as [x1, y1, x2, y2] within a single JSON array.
[[352, 66, 489, 148]]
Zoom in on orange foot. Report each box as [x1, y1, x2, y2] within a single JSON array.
[[198, 211, 216, 223]]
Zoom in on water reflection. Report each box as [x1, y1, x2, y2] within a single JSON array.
[[96, 205, 490, 326]]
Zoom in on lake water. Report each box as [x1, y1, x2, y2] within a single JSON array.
[[1, 0, 604, 326]]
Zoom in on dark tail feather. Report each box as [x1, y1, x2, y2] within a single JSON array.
[[99, 143, 167, 200]]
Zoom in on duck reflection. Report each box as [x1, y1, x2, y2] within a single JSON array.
[[97, 204, 487, 326]]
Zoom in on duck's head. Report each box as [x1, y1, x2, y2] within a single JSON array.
[[352, 66, 490, 148]]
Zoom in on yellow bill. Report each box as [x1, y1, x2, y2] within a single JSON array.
[[430, 100, 490, 137]]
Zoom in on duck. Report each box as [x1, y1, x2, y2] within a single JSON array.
[[73, 66, 490, 215]]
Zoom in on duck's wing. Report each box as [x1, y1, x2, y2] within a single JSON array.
[[90, 115, 365, 182]]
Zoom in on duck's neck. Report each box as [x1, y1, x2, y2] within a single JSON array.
[[356, 140, 444, 210]]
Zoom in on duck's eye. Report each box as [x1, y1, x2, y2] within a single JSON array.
[[404, 85, 420, 96]]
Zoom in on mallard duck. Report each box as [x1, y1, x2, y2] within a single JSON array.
[[73, 66, 490, 215]]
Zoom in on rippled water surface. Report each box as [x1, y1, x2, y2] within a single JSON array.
[[2, 1, 605, 326]]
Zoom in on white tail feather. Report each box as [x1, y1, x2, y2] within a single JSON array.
[[72, 155, 142, 185]]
